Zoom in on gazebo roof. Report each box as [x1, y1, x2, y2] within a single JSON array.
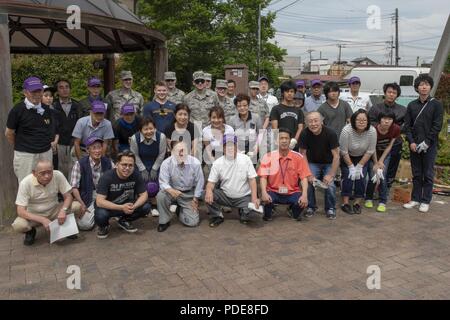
[[1, 0, 166, 54]]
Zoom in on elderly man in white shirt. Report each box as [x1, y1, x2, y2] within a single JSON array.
[[204, 135, 260, 227], [340, 76, 372, 113]]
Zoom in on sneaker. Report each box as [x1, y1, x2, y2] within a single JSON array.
[[341, 204, 354, 215], [24, 227, 36, 246], [403, 201, 420, 209], [419, 203, 429, 213], [209, 216, 224, 227], [169, 205, 178, 213], [326, 209, 336, 220], [377, 203, 387, 213], [305, 208, 315, 218], [364, 200, 373, 209], [353, 203, 362, 214], [97, 226, 110, 239], [151, 209, 160, 217], [117, 219, 138, 233]]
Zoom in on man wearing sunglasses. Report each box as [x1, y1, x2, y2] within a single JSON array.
[[165, 71, 185, 105], [105, 70, 144, 122], [183, 71, 220, 128]]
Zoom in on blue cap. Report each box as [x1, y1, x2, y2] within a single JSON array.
[[348, 76, 361, 84], [84, 135, 104, 147], [311, 79, 322, 86]]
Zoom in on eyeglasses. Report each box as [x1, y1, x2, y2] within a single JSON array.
[[194, 79, 205, 84], [165, 79, 175, 82], [123, 78, 132, 82]]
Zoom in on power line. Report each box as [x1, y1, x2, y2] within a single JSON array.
[[273, 0, 304, 13]]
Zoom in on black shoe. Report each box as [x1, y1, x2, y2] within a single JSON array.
[[326, 209, 337, 220], [117, 219, 138, 233], [24, 227, 36, 246], [263, 214, 273, 221], [209, 216, 224, 227], [157, 222, 171, 232], [353, 203, 362, 214], [97, 226, 110, 239], [341, 204, 354, 215], [66, 234, 78, 240]]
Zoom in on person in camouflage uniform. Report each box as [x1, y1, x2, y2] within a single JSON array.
[[215, 79, 236, 123], [249, 81, 270, 130], [204, 73, 216, 97], [105, 70, 144, 122], [183, 71, 219, 128], [165, 71, 185, 105]]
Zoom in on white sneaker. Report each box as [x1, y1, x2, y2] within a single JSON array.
[[169, 205, 178, 213], [151, 209, 160, 217], [419, 203, 429, 213], [403, 201, 420, 209]]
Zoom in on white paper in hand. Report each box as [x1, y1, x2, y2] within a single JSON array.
[[49, 213, 79, 244], [248, 202, 263, 214]]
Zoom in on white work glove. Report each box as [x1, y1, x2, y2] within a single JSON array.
[[416, 141, 429, 153], [348, 164, 356, 181], [371, 168, 384, 184], [247, 151, 254, 158], [289, 138, 297, 150], [355, 164, 364, 180]]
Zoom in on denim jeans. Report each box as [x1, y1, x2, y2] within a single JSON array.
[[94, 203, 151, 227], [410, 143, 437, 204], [340, 156, 368, 199], [386, 142, 402, 188], [307, 163, 336, 211], [264, 191, 303, 219], [365, 155, 391, 204]]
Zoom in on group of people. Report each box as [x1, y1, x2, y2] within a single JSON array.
[[5, 70, 444, 246]]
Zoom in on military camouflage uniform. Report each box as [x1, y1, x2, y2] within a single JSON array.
[[218, 96, 236, 124], [167, 88, 185, 105], [183, 90, 219, 128], [104, 89, 144, 122], [250, 97, 270, 124]]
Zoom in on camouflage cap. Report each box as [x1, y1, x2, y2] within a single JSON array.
[[249, 81, 260, 89], [215, 79, 228, 88], [164, 71, 176, 80], [204, 73, 212, 81], [193, 71, 205, 81], [120, 70, 133, 80]]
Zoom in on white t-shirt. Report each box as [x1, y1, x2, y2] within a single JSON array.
[[258, 93, 279, 113], [340, 93, 372, 113], [202, 124, 235, 150], [16, 170, 72, 214], [208, 153, 257, 198]]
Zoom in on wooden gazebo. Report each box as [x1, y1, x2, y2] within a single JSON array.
[[0, 0, 168, 224]]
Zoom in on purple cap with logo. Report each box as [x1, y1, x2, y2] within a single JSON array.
[[84, 135, 104, 147], [146, 181, 159, 198], [296, 80, 306, 87], [23, 76, 44, 91], [88, 77, 102, 87], [121, 103, 135, 114], [222, 134, 238, 145], [348, 76, 361, 84], [311, 79, 322, 87], [91, 100, 106, 113]]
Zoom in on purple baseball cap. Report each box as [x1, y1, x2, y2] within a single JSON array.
[[296, 80, 306, 87], [91, 100, 106, 113], [121, 103, 135, 115], [23, 76, 44, 91], [84, 135, 104, 147], [311, 79, 322, 87], [222, 134, 238, 145], [88, 77, 102, 87], [348, 76, 361, 84]]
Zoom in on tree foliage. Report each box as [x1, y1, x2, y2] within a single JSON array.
[[125, 0, 286, 92]]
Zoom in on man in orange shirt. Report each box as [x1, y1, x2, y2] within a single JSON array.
[[258, 128, 311, 221]]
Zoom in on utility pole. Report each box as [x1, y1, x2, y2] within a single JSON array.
[[416, 56, 420, 67], [337, 44, 342, 63], [306, 49, 314, 71], [257, 3, 261, 78], [390, 36, 394, 65], [395, 8, 399, 66]]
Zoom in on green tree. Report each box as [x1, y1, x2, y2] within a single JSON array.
[[126, 0, 286, 93]]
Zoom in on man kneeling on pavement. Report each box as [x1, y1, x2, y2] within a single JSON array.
[[95, 150, 150, 239], [156, 139, 204, 232], [12, 159, 78, 246], [258, 128, 311, 221], [204, 134, 261, 227]]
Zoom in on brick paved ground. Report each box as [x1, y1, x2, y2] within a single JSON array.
[[1, 192, 450, 300]]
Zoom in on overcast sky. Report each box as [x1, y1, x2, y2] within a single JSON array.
[[265, 0, 449, 66]]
